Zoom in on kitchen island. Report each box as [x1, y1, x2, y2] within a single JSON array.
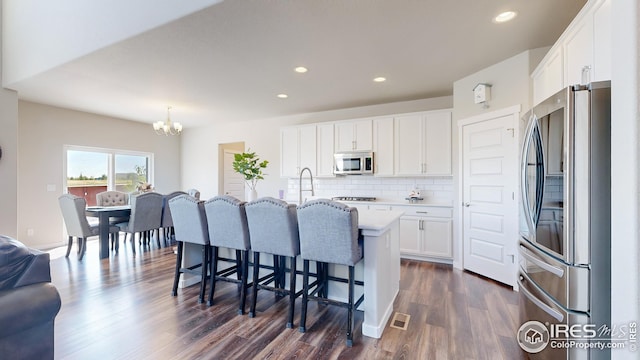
[[181, 208, 403, 339], [355, 209, 403, 338]]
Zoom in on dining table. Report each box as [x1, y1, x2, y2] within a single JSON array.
[[85, 205, 131, 259]]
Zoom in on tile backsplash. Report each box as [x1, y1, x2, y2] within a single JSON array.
[[287, 176, 454, 203], [544, 175, 564, 202]]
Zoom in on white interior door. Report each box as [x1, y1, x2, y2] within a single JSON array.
[[223, 150, 245, 200], [462, 111, 519, 287]]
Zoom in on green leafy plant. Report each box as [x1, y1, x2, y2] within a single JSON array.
[[232, 149, 269, 190]]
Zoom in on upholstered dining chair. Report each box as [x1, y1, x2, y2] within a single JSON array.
[[58, 194, 120, 260], [203, 195, 251, 314], [169, 195, 210, 304], [95, 190, 130, 235], [161, 191, 187, 243], [117, 192, 163, 253], [96, 191, 129, 207], [296, 199, 364, 347], [245, 197, 301, 328]]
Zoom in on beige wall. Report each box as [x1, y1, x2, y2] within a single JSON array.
[[0, 88, 19, 238], [17, 101, 181, 249], [180, 96, 453, 201], [449, 48, 546, 268]]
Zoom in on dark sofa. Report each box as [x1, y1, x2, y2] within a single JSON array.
[[0, 235, 62, 359]]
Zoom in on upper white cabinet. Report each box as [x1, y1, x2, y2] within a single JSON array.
[[532, 0, 611, 105], [335, 119, 372, 152], [592, 0, 611, 82], [280, 125, 316, 178], [532, 47, 564, 106], [564, 12, 594, 87], [372, 117, 394, 176], [394, 110, 452, 176], [280, 110, 453, 178], [316, 123, 335, 177]]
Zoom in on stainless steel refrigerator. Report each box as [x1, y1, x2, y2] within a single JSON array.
[[518, 81, 611, 360]]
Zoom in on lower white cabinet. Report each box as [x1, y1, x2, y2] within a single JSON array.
[[395, 205, 453, 261]]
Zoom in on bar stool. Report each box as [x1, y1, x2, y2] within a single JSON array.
[[204, 195, 251, 314], [296, 199, 364, 347], [245, 197, 301, 328], [168, 195, 210, 304]]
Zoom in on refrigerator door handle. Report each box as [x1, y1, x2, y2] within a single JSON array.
[[520, 244, 565, 278], [519, 272, 564, 322], [520, 113, 537, 236]]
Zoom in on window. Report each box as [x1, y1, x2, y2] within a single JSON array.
[[65, 146, 153, 206]]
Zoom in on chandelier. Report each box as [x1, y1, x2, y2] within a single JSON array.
[[153, 106, 182, 136]]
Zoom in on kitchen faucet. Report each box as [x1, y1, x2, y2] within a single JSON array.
[[299, 167, 315, 205]]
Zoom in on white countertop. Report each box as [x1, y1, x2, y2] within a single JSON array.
[[358, 209, 404, 233], [341, 198, 453, 208]]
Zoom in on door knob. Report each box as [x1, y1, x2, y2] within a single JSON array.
[[464, 202, 471, 207]]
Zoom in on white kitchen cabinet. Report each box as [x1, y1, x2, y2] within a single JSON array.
[[592, 0, 611, 82], [280, 125, 316, 178], [532, 47, 564, 106], [532, 0, 611, 105], [372, 117, 394, 176], [396, 205, 453, 260], [394, 111, 452, 176], [316, 123, 335, 177], [335, 119, 372, 152], [564, 14, 594, 87]]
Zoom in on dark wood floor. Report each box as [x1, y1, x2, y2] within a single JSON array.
[[49, 239, 527, 360]]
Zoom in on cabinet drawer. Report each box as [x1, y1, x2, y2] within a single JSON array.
[[393, 206, 452, 218]]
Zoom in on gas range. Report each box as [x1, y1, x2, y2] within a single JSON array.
[[332, 196, 377, 202]]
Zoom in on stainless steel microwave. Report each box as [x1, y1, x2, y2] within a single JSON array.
[[334, 151, 374, 175]]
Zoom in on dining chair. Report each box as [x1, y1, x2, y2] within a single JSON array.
[[187, 188, 201, 200], [203, 195, 251, 314], [296, 199, 364, 347], [58, 194, 120, 260], [245, 197, 301, 328], [161, 191, 187, 243], [117, 192, 163, 253], [169, 195, 210, 303], [96, 191, 129, 207], [95, 190, 130, 243]]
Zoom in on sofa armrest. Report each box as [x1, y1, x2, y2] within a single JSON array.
[[0, 283, 61, 339]]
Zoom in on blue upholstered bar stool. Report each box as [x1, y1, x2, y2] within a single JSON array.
[[245, 197, 301, 328], [296, 199, 364, 347], [168, 195, 210, 304], [204, 195, 251, 314]]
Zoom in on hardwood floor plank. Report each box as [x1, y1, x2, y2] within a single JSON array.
[[49, 240, 524, 360]]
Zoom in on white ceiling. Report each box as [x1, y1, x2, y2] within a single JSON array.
[[6, 0, 587, 128]]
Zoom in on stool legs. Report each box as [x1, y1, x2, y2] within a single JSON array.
[[198, 244, 209, 304], [172, 241, 184, 296], [249, 252, 261, 318], [299, 259, 310, 333], [347, 265, 355, 347], [207, 247, 219, 306], [287, 256, 297, 329], [238, 249, 249, 315]]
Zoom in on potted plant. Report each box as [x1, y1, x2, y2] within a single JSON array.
[[232, 149, 269, 201]]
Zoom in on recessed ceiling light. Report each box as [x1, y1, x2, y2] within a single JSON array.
[[277, 93, 288, 99], [294, 66, 308, 73], [373, 77, 386, 83], [493, 11, 517, 23]]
